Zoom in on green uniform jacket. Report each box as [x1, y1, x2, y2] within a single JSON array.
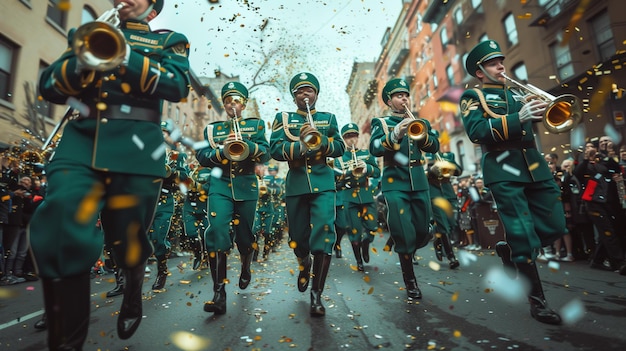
[[270, 111, 345, 196], [196, 117, 270, 201], [336, 149, 380, 204], [39, 20, 190, 177], [460, 83, 552, 185], [369, 115, 439, 191]]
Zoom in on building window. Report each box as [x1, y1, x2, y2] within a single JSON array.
[[511, 63, 528, 82], [440, 26, 449, 46], [589, 10, 615, 62], [551, 41, 574, 81], [503, 13, 518, 47], [433, 71, 439, 89], [0, 36, 17, 103], [37, 62, 52, 117], [471, 0, 482, 9], [456, 141, 466, 171], [81, 5, 97, 24], [47, 0, 68, 29], [446, 64, 454, 86], [454, 7, 463, 25], [416, 13, 423, 33]]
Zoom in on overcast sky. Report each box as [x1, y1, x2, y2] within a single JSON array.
[[151, 0, 403, 126]]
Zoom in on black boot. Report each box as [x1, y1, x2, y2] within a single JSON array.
[[433, 237, 443, 261], [334, 230, 344, 258], [204, 252, 227, 314], [34, 313, 47, 330], [495, 241, 517, 279], [361, 239, 370, 263], [42, 273, 90, 349], [439, 233, 459, 269], [351, 241, 364, 271], [310, 254, 332, 317], [398, 253, 422, 300], [106, 268, 125, 297], [152, 258, 168, 291], [383, 236, 394, 252], [117, 263, 147, 339], [239, 251, 253, 289], [297, 255, 312, 292], [192, 239, 204, 271], [517, 262, 562, 325]]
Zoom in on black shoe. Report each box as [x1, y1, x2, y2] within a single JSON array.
[[619, 262, 626, 276], [529, 296, 562, 325], [106, 269, 125, 298], [117, 264, 146, 340], [449, 257, 460, 270], [203, 284, 227, 315], [297, 255, 312, 292], [362, 241, 370, 263], [335, 246, 342, 258], [34, 314, 46, 330], [310, 290, 325, 317], [434, 239, 443, 262], [151, 272, 167, 291], [239, 253, 253, 290], [590, 261, 613, 271]]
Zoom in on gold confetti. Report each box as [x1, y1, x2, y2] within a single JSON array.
[[528, 162, 540, 171], [367, 286, 374, 294]]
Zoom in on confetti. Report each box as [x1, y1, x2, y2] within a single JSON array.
[[131, 134, 145, 150], [483, 266, 527, 303], [560, 298, 586, 325]]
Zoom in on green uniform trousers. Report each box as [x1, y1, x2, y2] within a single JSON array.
[[205, 192, 257, 254], [149, 192, 175, 257], [285, 191, 336, 258], [489, 180, 566, 263], [346, 202, 378, 243], [30, 161, 161, 278], [383, 189, 432, 254]]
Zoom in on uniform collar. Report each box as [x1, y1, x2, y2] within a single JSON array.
[[483, 82, 505, 89], [121, 19, 150, 32], [296, 109, 316, 116]]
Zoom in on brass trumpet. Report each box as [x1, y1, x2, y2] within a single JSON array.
[[258, 176, 268, 195], [429, 153, 457, 180], [402, 104, 428, 141], [501, 73, 581, 134], [72, 2, 127, 71], [349, 145, 366, 177], [223, 108, 250, 161], [300, 98, 322, 150]]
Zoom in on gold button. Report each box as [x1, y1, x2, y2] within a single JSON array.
[[101, 118, 108, 123], [101, 92, 108, 98]]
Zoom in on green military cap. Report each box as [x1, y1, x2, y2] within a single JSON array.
[[341, 123, 359, 136], [150, 0, 164, 15], [268, 163, 279, 172], [441, 152, 456, 163], [289, 72, 320, 96], [465, 40, 505, 77], [382, 78, 410, 105], [161, 119, 174, 133], [221, 81, 249, 102]]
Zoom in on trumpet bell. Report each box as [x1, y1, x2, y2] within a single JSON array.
[[407, 119, 428, 141], [543, 94, 582, 134], [301, 130, 322, 150], [73, 21, 126, 71], [225, 141, 250, 161]]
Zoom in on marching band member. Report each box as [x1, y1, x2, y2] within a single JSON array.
[[369, 77, 439, 300], [269, 72, 345, 316], [196, 81, 270, 315], [30, 0, 191, 346], [182, 165, 211, 270], [460, 40, 565, 324], [335, 123, 380, 271]]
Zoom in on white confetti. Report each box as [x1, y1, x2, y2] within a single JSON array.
[[502, 163, 521, 176], [66, 96, 90, 116], [457, 250, 477, 266], [483, 266, 527, 303], [193, 140, 210, 150], [169, 127, 182, 142], [548, 260, 560, 271], [560, 298, 585, 325], [131, 134, 144, 150], [211, 167, 223, 179], [255, 328, 262, 333], [603, 123, 622, 145], [495, 150, 510, 163], [374, 334, 383, 339], [393, 152, 409, 166], [151, 143, 167, 160], [428, 260, 441, 271]]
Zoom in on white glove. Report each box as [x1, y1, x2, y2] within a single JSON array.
[[392, 118, 412, 142], [122, 44, 132, 66], [518, 99, 547, 123]]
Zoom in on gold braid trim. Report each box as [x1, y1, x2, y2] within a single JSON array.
[[206, 125, 217, 149], [281, 112, 299, 142], [472, 88, 506, 119]]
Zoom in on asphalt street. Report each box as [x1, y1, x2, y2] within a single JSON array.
[[1, 232, 625, 350]]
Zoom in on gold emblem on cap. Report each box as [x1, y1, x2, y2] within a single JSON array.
[[299, 73, 308, 80]]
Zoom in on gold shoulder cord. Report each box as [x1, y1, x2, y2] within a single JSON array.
[[206, 125, 217, 149], [377, 118, 390, 136], [472, 88, 506, 119], [281, 112, 299, 142]]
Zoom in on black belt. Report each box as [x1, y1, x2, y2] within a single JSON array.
[[85, 104, 160, 124], [288, 158, 327, 168], [483, 140, 536, 153], [384, 159, 424, 167]]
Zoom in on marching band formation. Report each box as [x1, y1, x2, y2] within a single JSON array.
[[2, 1, 626, 349]]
